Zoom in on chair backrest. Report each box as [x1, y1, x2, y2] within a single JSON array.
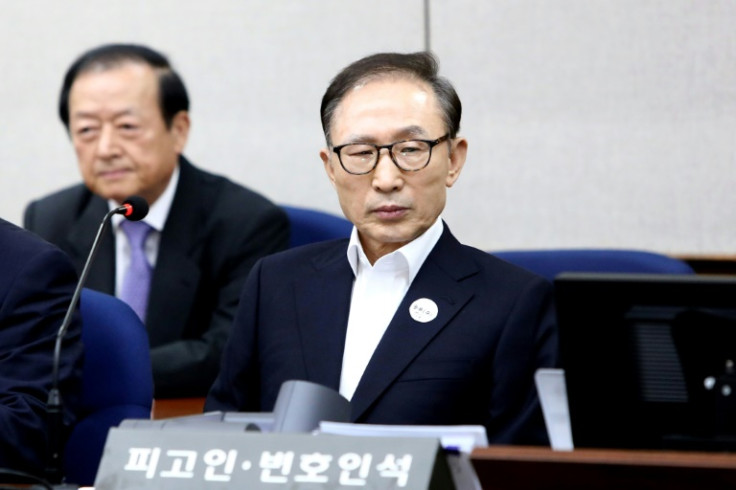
[[282, 205, 353, 248], [491, 248, 695, 282], [64, 288, 153, 486]]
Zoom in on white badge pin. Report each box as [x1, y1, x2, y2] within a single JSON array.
[[409, 298, 438, 323]]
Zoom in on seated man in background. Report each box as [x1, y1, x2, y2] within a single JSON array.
[[0, 218, 83, 474], [206, 52, 558, 444], [24, 44, 289, 398]]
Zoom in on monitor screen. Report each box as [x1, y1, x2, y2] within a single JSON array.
[[554, 272, 736, 451]]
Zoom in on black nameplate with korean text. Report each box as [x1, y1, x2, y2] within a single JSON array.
[[94, 428, 455, 489]]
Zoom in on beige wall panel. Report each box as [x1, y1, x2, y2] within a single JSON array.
[[2, 1, 735, 254], [431, 0, 736, 253]]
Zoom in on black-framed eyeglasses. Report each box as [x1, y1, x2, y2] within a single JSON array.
[[332, 134, 450, 175]]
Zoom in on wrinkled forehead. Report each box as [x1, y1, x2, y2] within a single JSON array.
[[342, 71, 436, 107], [78, 56, 160, 75], [69, 61, 161, 103], [72, 60, 168, 97], [352, 70, 423, 89], [331, 75, 443, 135]]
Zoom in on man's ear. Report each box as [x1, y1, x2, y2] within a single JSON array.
[[321, 147, 337, 189], [446, 137, 468, 187], [170, 111, 191, 153]]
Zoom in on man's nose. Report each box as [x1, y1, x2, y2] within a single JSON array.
[[96, 126, 119, 158], [371, 149, 403, 191]]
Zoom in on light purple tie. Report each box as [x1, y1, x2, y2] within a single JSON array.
[[120, 220, 153, 323]]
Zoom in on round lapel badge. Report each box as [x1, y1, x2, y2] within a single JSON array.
[[409, 298, 439, 323]]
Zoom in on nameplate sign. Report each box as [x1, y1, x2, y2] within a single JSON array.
[[94, 428, 454, 489]]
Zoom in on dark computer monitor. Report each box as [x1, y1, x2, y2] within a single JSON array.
[[554, 272, 736, 451]]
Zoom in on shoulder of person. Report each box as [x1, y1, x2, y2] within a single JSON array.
[[27, 183, 92, 212], [435, 232, 551, 293], [181, 159, 286, 226], [261, 238, 348, 270], [24, 183, 96, 234], [0, 218, 72, 275], [184, 159, 280, 209]]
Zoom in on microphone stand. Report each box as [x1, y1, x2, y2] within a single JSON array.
[[46, 207, 120, 483]]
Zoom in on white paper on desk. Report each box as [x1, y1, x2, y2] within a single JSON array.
[[318, 422, 485, 490], [317, 421, 488, 454], [535, 368, 574, 451]]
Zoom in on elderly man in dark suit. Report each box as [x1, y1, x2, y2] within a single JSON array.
[[0, 218, 83, 474], [206, 52, 558, 444], [24, 44, 289, 398]]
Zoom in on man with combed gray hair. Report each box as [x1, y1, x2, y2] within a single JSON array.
[[207, 51, 558, 444]]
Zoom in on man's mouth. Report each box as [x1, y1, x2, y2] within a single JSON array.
[[97, 168, 132, 179], [372, 205, 408, 220]]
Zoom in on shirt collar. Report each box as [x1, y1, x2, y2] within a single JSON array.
[[109, 164, 179, 232], [346, 217, 444, 283]]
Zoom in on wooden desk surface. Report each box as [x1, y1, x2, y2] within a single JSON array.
[[675, 254, 736, 275], [151, 397, 205, 420], [470, 445, 736, 489], [146, 399, 736, 488]]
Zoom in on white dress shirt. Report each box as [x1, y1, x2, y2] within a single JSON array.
[[110, 165, 179, 296], [339, 218, 444, 400]]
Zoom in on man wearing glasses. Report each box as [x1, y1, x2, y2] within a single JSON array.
[[207, 52, 558, 445]]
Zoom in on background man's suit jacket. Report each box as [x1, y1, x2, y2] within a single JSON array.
[[0, 218, 83, 473], [24, 157, 289, 397], [206, 226, 559, 444]]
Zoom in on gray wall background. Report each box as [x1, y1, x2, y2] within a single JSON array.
[[2, 0, 734, 255]]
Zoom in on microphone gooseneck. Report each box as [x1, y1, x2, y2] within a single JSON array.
[[46, 195, 148, 483]]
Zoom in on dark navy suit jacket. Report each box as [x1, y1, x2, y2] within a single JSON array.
[[0, 218, 83, 473], [206, 226, 558, 444], [24, 157, 289, 397]]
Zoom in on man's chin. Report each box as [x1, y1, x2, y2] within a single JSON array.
[[94, 187, 136, 204]]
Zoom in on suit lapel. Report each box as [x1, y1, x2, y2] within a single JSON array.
[[64, 195, 115, 294], [295, 243, 354, 392], [146, 159, 201, 343], [349, 227, 479, 421]]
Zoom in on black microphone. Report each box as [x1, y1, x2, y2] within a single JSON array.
[[46, 196, 149, 483], [116, 195, 148, 222]]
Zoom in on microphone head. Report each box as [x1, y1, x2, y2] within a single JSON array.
[[121, 196, 149, 221]]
